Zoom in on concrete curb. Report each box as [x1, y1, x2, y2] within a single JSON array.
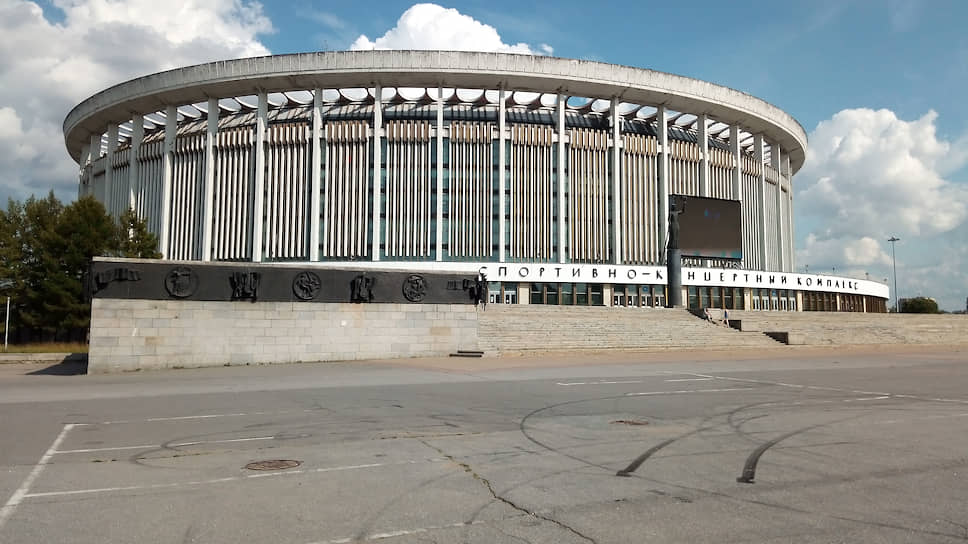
[[0, 353, 88, 364]]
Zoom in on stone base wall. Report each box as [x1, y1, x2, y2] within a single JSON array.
[[89, 299, 480, 373]]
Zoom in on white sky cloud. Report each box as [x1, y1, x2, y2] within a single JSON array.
[[349, 3, 548, 55], [796, 107, 968, 309], [0, 0, 273, 202]]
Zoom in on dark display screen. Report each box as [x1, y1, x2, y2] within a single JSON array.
[[674, 195, 743, 259]]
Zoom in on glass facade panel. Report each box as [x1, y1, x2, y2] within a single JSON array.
[[590, 284, 603, 306], [561, 282, 573, 305], [688, 286, 699, 309], [640, 285, 653, 307], [576, 283, 588, 305], [530, 283, 543, 304], [546, 283, 558, 305]]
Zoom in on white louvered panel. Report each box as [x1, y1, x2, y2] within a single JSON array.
[[741, 154, 762, 271], [709, 147, 734, 200], [764, 181, 779, 271], [262, 123, 309, 260], [136, 141, 165, 237], [669, 140, 701, 197], [169, 133, 205, 261], [212, 128, 254, 260], [322, 121, 369, 258], [621, 134, 659, 264], [92, 169, 106, 204], [568, 128, 610, 263], [111, 148, 130, 217], [448, 122, 493, 259], [385, 121, 431, 258]]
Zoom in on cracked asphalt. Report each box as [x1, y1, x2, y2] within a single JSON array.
[[1, 345, 967, 543]]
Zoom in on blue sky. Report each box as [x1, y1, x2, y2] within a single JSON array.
[[2, 0, 966, 309]]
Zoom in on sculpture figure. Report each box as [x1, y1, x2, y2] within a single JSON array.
[[668, 196, 686, 250]]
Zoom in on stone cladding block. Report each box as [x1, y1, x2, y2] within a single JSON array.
[[88, 300, 479, 373]]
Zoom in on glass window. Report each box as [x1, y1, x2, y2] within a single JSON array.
[[530, 283, 543, 305], [590, 284, 603, 306], [654, 285, 666, 308], [561, 283, 573, 305], [576, 283, 588, 305], [640, 285, 653, 307], [699, 287, 710, 309], [688, 286, 699, 309], [546, 283, 558, 305], [724, 287, 733, 310]]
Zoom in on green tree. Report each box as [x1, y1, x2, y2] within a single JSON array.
[[16, 193, 65, 337], [115, 208, 161, 258], [900, 297, 940, 314], [0, 194, 162, 341], [45, 196, 119, 334]]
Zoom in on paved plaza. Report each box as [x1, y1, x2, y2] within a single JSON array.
[[1, 345, 967, 543]]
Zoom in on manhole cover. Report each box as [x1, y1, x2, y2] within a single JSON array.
[[245, 459, 302, 471], [611, 420, 649, 426]]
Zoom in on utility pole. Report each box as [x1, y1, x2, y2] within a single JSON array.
[[888, 236, 900, 312]]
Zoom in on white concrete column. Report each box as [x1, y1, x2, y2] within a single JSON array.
[[698, 114, 710, 197], [435, 85, 444, 261], [371, 84, 383, 261], [610, 96, 622, 264], [89, 134, 101, 200], [79, 142, 91, 198], [105, 123, 118, 217], [729, 125, 742, 201], [754, 134, 767, 270], [159, 105, 177, 259], [784, 153, 794, 272], [657, 106, 670, 259], [498, 86, 507, 263], [557, 92, 566, 264], [129, 115, 143, 214], [201, 98, 218, 261], [310, 89, 322, 261], [772, 146, 784, 272], [252, 92, 268, 262]]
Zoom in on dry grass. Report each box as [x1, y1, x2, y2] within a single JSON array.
[[1, 342, 89, 354]]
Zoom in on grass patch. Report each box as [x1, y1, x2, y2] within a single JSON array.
[[1, 342, 89, 354]]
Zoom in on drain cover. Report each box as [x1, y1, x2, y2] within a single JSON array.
[[245, 459, 301, 471], [611, 420, 649, 426]]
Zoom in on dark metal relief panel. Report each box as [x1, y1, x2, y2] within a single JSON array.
[[90, 260, 479, 304]]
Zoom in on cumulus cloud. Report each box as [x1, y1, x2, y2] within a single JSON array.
[[798, 108, 967, 240], [350, 3, 548, 55], [0, 0, 273, 203], [796, 107, 968, 309], [796, 234, 892, 270]]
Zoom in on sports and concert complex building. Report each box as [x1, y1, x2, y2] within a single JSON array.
[[65, 50, 889, 313]]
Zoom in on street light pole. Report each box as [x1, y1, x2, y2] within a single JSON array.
[[888, 236, 900, 312]]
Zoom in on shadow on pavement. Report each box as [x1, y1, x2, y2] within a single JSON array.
[[26, 355, 88, 376]]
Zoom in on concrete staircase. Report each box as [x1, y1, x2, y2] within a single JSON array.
[[726, 311, 968, 345], [477, 305, 783, 354]]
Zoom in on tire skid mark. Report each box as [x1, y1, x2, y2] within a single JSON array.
[[736, 415, 860, 484]]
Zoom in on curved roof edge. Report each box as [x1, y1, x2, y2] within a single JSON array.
[[64, 50, 808, 172]]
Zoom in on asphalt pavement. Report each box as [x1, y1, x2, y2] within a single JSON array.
[[1, 345, 967, 543]]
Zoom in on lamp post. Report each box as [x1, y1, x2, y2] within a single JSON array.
[[888, 236, 900, 312], [0, 279, 11, 351]]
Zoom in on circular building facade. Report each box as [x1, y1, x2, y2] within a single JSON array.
[[65, 50, 888, 312]]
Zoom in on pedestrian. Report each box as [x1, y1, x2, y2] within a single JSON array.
[[722, 309, 730, 327]]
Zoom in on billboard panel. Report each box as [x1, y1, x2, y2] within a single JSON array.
[[674, 195, 743, 259]]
